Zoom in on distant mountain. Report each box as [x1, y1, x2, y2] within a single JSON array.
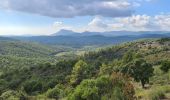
[[51, 30, 170, 37], [52, 29, 78, 36], [12, 32, 170, 48], [0, 36, 16, 41]]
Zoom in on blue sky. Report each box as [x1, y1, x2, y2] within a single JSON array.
[[0, 0, 170, 35], [135, 0, 170, 15]]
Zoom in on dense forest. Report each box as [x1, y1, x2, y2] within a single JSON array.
[[0, 38, 170, 100]]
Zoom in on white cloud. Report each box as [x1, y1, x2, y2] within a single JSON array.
[[1, 14, 170, 35], [71, 16, 124, 32], [80, 15, 152, 32], [0, 0, 135, 18], [122, 15, 150, 27], [72, 14, 170, 32], [154, 15, 170, 31], [53, 21, 72, 31], [88, 16, 108, 28], [53, 21, 63, 27], [117, 14, 170, 31]]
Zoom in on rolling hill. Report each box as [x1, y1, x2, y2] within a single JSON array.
[[0, 41, 55, 57], [0, 37, 75, 70], [0, 38, 169, 99]]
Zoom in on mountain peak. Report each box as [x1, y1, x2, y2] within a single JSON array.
[[52, 29, 76, 36]]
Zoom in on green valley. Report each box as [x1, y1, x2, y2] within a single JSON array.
[[0, 38, 169, 100], [1, 0, 170, 100]]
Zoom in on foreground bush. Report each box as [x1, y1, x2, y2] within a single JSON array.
[[46, 84, 65, 99], [0, 90, 27, 100], [160, 60, 170, 73], [122, 59, 154, 88], [68, 72, 135, 100], [23, 80, 43, 95]]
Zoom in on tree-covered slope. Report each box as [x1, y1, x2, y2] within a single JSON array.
[[0, 38, 169, 100], [0, 39, 76, 71], [82, 38, 170, 65], [0, 41, 56, 57]]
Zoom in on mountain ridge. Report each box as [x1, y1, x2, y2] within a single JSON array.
[[51, 29, 170, 37], [12, 33, 170, 48]]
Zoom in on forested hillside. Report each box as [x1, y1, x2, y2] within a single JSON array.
[[0, 38, 169, 100], [0, 39, 76, 71], [0, 40, 63, 57], [0, 38, 105, 71]]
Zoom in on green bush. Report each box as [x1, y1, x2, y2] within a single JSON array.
[[0, 90, 27, 100], [68, 79, 100, 100], [46, 88, 60, 99], [68, 73, 135, 100], [46, 84, 65, 99], [160, 60, 170, 73], [23, 80, 43, 95]]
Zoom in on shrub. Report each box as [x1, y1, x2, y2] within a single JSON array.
[[160, 60, 170, 73], [46, 84, 65, 99], [23, 80, 43, 95], [0, 90, 27, 100], [0, 90, 18, 99], [68, 72, 135, 100], [68, 79, 100, 100], [46, 88, 60, 99]]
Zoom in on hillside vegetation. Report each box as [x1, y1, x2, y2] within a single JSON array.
[[0, 40, 76, 71], [0, 40, 63, 57], [0, 38, 169, 100]]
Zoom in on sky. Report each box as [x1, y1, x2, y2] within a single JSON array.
[[0, 0, 170, 36]]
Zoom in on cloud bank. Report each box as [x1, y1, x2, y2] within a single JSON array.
[[0, 0, 135, 18], [70, 14, 170, 32]]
